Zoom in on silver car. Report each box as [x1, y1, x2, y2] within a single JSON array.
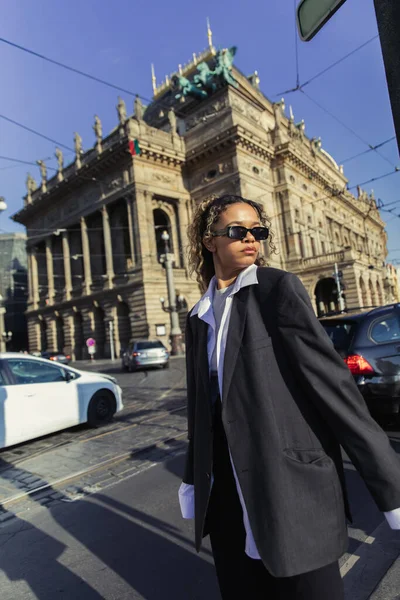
[[121, 340, 170, 372]]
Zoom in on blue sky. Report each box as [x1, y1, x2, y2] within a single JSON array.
[[1, 0, 399, 263]]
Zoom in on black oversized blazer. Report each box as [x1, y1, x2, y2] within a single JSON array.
[[182, 266, 400, 578]]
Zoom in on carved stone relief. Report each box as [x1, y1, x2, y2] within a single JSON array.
[[230, 96, 261, 124], [240, 159, 267, 178], [152, 172, 174, 184], [185, 98, 227, 131], [194, 160, 234, 188]]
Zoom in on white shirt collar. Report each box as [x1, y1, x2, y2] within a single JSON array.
[[191, 263, 258, 318]]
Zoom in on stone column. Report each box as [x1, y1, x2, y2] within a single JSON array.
[[80, 217, 92, 295], [62, 231, 72, 300], [177, 199, 189, 269], [133, 189, 156, 267], [30, 249, 40, 308], [27, 252, 33, 305], [45, 237, 55, 304], [125, 196, 136, 268], [102, 205, 114, 287]]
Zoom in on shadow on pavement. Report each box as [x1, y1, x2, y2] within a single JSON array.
[[0, 453, 219, 600]]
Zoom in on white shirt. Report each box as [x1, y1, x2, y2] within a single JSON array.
[[179, 264, 400, 559]]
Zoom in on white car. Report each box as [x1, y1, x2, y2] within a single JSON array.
[[0, 353, 123, 449]]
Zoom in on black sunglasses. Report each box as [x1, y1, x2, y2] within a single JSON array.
[[211, 225, 270, 241]]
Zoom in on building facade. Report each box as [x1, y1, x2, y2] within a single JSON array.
[[0, 233, 28, 352], [12, 42, 396, 358]]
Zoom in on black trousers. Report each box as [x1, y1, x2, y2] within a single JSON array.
[[206, 380, 345, 600]]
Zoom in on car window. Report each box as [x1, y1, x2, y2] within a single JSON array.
[[136, 341, 165, 350], [370, 315, 400, 344], [7, 359, 67, 385], [320, 321, 357, 352]]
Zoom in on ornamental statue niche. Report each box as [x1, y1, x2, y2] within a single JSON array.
[[174, 46, 239, 101]]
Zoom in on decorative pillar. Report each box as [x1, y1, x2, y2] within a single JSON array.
[[126, 196, 136, 268], [62, 231, 72, 300], [46, 237, 55, 304], [102, 205, 114, 287], [30, 249, 40, 308], [80, 217, 92, 294]]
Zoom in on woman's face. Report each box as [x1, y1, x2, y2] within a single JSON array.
[[205, 202, 262, 275]]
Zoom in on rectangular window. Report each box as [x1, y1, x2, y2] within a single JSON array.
[[321, 241, 325, 255], [310, 237, 316, 257]]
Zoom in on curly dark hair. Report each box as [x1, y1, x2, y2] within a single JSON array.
[[187, 194, 277, 292]]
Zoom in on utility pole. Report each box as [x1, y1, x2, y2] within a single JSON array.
[[160, 230, 183, 356]]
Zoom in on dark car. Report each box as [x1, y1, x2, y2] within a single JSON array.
[[40, 350, 71, 365], [121, 340, 170, 372], [319, 304, 400, 419]]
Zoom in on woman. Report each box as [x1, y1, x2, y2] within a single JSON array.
[[179, 194, 400, 600]]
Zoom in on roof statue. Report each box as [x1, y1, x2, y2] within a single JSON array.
[[74, 132, 83, 168], [117, 97, 127, 125], [93, 115, 103, 152], [26, 173, 37, 199], [134, 95, 144, 120], [36, 160, 47, 193], [55, 148, 64, 181], [174, 46, 238, 101], [168, 109, 177, 134]]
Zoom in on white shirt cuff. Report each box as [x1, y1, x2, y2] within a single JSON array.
[[178, 482, 195, 519], [384, 507, 400, 529]]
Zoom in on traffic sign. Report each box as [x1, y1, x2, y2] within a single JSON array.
[[86, 338, 96, 347], [297, 0, 347, 41], [88, 346, 96, 355]]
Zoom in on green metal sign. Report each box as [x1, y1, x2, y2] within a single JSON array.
[[297, 0, 348, 41]]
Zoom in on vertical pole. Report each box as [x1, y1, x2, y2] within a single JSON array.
[[109, 320, 115, 361], [374, 0, 400, 155], [334, 262, 346, 312], [164, 251, 183, 355]]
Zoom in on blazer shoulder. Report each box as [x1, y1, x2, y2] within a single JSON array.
[[256, 268, 305, 302]]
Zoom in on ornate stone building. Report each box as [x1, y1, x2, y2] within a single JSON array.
[[12, 38, 394, 358]]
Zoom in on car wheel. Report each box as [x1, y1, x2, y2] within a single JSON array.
[[87, 390, 116, 427], [162, 362, 170, 370]]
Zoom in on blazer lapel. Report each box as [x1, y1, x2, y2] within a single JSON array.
[[193, 317, 211, 407], [222, 286, 250, 403]]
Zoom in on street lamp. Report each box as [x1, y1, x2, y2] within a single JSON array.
[[159, 230, 184, 355], [0, 197, 7, 213]]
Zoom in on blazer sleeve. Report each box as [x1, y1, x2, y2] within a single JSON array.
[[182, 312, 195, 485], [276, 272, 400, 513]]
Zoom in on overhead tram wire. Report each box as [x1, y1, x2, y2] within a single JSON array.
[[340, 136, 396, 164], [0, 155, 58, 170], [272, 35, 379, 98], [0, 114, 74, 152], [299, 89, 398, 170], [268, 168, 400, 221], [0, 36, 187, 120]]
